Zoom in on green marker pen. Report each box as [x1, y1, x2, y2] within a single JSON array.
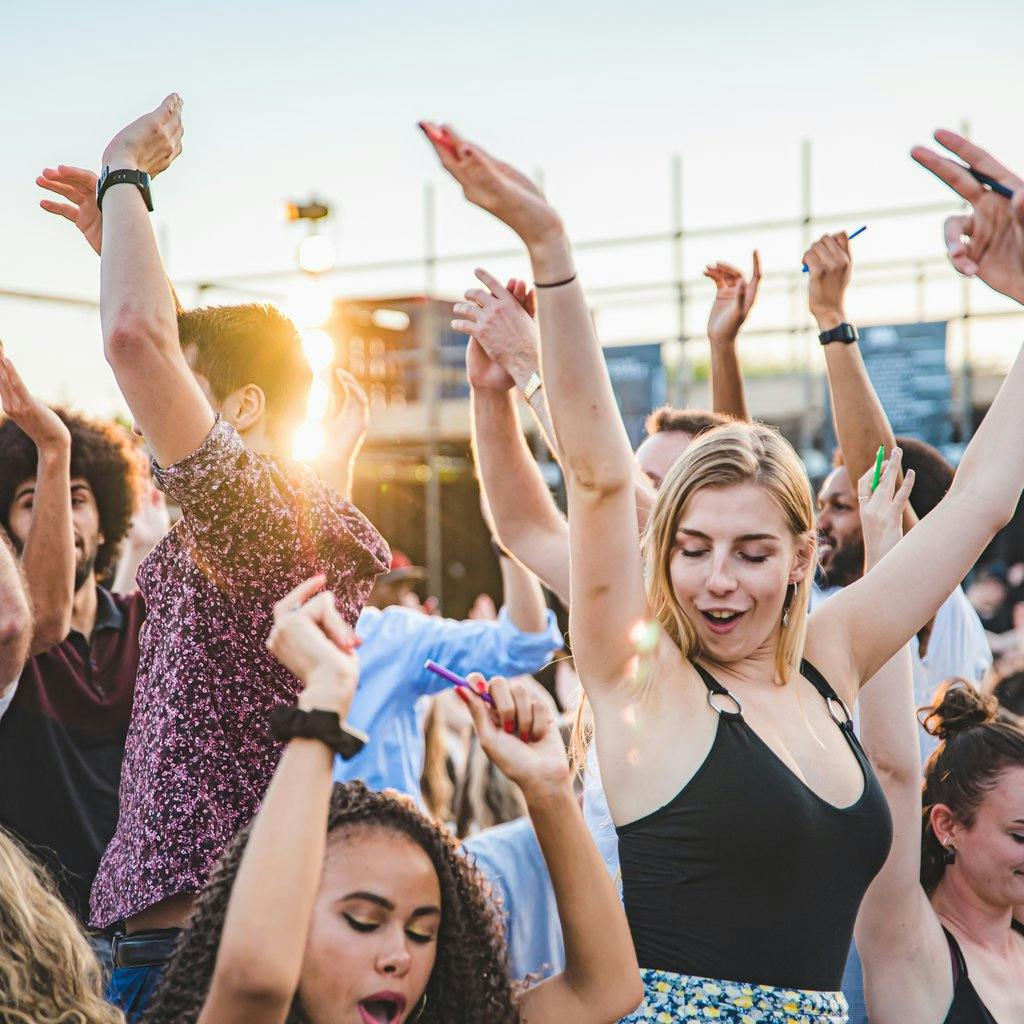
[[870, 445, 885, 492]]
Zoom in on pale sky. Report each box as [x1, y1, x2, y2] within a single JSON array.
[[2, 0, 1022, 417]]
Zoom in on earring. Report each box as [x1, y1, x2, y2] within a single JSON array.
[[781, 581, 796, 629], [411, 993, 428, 1022], [942, 843, 957, 865]]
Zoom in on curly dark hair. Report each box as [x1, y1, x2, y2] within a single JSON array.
[[143, 781, 521, 1024], [0, 408, 143, 576], [918, 680, 1024, 893], [644, 405, 730, 438]]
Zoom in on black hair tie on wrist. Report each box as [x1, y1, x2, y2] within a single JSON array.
[[534, 273, 577, 289], [269, 704, 368, 760]]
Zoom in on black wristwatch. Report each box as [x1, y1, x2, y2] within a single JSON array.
[[96, 167, 153, 212], [269, 705, 368, 760], [818, 322, 859, 345]]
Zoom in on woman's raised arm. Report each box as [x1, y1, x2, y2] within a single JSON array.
[[422, 122, 648, 699]]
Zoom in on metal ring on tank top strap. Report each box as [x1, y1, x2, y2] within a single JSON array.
[[826, 695, 853, 727], [706, 689, 742, 717]]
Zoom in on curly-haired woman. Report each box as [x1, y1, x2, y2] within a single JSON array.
[[0, 826, 123, 1024], [142, 575, 642, 1024]]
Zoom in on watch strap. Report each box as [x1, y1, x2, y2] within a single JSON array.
[[97, 168, 154, 212], [269, 704, 368, 760], [522, 371, 543, 403], [818, 322, 859, 345]]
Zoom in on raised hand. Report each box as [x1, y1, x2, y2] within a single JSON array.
[[458, 674, 571, 802], [457, 270, 539, 391], [856, 447, 916, 569], [803, 232, 852, 330], [324, 368, 370, 453], [267, 575, 361, 714], [102, 93, 184, 177], [0, 344, 70, 454], [911, 130, 1024, 304], [419, 122, 563, 248], [704, 251, 761, 343], [37, 166, 102, 255]]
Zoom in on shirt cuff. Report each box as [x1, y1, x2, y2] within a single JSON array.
[[151, 416, 243, 506], [497, 606, 564, 652]]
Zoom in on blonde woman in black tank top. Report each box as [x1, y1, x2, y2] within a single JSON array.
[[422, 121, 1024, 1022]]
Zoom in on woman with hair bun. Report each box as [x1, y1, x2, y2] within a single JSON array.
[[855, 460, 1024, 1023]]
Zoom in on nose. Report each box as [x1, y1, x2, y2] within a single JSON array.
[[816, 509, 832, 533], [376, 932, 412, 978], [705, 551, 737, 595]]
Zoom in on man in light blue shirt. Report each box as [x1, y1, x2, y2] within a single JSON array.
[[335, 550, 562, 800]]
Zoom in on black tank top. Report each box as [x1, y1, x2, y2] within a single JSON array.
[[942, 920, 1024, 1024], [616, 660, 892, 991]]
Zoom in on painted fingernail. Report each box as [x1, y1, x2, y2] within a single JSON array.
[[474, 679, 487, 693], [520, 730, 529, 741], [504, 721, 514, 734], [455, 687, 469, 702]]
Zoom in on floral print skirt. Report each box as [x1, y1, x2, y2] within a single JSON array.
[[620, 967, 848, 1023]]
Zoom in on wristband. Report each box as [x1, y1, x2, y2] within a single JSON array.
[[96, 167, 154, 212], [269, 705, 368, 760], [818, 322, 859, 345], [522, 371, 543, 403], [534, 273, 577, 289]]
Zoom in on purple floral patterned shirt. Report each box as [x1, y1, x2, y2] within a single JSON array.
[[90, 418, 389, 926]]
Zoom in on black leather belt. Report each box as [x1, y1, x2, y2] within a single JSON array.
[[111, 928, 182, 969]]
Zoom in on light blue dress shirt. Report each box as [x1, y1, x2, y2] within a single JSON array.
[[464, 817, 565, 981], [334, 605, 563, 800]]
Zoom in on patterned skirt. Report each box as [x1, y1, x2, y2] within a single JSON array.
[[620, 967, 848, 1023]]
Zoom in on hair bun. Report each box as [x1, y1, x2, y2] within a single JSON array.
[[920, 680, 998, 740]]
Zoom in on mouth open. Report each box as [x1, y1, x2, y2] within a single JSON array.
[[358, 996, 405, 1024], [700, 609, 746, 635]]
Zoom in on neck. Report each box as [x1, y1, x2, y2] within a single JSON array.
[[70, 580, 99, 638], [931, 867, 1015, 951]]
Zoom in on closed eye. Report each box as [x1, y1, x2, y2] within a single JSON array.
[[406, 930, 436, 945], [343, 913, 379, 933], [739, 553, 769, 563]]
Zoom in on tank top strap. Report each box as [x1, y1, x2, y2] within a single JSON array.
[[800, 659, 854, 729], [943, 926, 968, 986], [692, 662, 743, 719]]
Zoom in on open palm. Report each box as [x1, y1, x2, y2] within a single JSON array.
[[37, 166, 102, 255], [912, 130, 1024, 304], [419, 122, 563, 247], [704, 251, 761, 342]]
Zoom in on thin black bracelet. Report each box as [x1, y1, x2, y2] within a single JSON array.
[[534, 273, 577, 289]]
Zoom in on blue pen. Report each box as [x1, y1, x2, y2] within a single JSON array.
[[424, 660, 497, 707], [802, 225, 867, 272]]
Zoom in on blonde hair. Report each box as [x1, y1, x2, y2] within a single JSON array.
[[0, 829, 123, 1024], [571, 421, 815, 772]]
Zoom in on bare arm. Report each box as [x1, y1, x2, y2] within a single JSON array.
[[809, 134, 1024, 688], [471, 385, 571, 604], [315, 370, 368, 502], [99, 95, 215, 469], [0, 351, 74, 653], [111, 479, 170, 594], [460, 678, 642, 1024], [703, 251, 760, 421], [416, 129, 650, 698], [805, 233, 916, 530], [852, 478, 949, 1023], [0, 534, 31, 691], [199, 577, 359, 1024]]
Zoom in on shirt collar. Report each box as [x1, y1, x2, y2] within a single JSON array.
[[93, 586, 125, 634]]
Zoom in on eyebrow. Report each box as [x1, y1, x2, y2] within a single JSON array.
[[677, 528, 781, 543], [341, 892, 441, 917]]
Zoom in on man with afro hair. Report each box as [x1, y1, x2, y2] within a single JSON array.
[[0, 350, 145, 971]]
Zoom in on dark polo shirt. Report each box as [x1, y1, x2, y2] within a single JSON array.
[[0, 586, 144, 921]]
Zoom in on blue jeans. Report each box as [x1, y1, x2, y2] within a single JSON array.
[[106, 963, 167, 1024]]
